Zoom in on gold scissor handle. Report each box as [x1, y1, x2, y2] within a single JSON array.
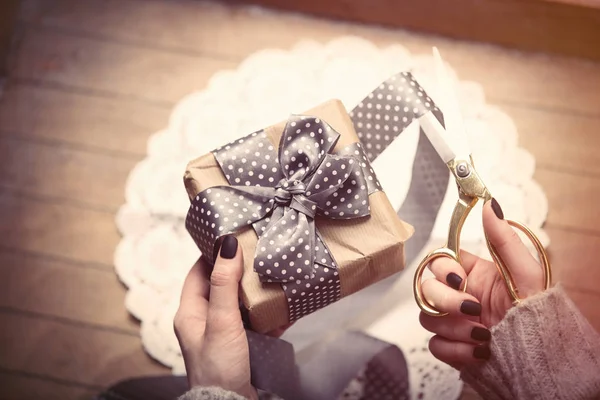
[[413, 219, 552, 317], [485, 219, 552, 304], [413, 247, 468, 317]]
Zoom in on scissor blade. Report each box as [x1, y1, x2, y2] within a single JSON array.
[[431, 47, 471, 159], [418, 111, 456, 164]]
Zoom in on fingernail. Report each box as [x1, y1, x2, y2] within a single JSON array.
[[446, 272, 463, 290], [471, 327, 491, 341], [473, 344, 491, 360], [460, 300, 482, 316], [491, 198, 504, 220], [219, 235, 238, 259]]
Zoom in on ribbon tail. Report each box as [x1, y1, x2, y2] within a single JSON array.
[[247, 330, 302, 400], [397, 124, 449, 263], [248, 330, 409, 400]]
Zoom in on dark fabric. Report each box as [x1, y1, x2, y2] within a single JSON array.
[[246, 330, 409, 400], [97, 331, 408, 400], [95, 375, 189, 400]]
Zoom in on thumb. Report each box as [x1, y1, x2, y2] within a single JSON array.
[[482, 199, 544, 297], [206, 235, 245, 336]]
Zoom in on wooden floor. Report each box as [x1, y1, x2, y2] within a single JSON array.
[[0, 0, 599, 399]]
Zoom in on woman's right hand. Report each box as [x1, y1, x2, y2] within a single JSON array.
[[419, 199, 546, 368]]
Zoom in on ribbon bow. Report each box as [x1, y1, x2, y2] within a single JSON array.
[[187, 115, 372, 283]]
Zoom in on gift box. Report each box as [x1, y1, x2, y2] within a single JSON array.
[[183, 99, 414, 334]]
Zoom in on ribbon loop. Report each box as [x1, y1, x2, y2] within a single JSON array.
[[305, 154, 371, 219], [279, 116, 340, 182]]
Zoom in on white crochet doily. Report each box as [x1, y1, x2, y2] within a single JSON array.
[[114, 36, 549, 400]]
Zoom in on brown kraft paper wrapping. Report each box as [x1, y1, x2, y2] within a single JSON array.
[[183, 99, 414, 333]]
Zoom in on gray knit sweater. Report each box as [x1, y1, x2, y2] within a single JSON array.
[[179, 285, 600, 400]]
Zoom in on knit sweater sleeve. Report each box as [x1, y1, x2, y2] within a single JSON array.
[[177, 386, 280, 400], [177, 386, 248, 400], [460, 284, 600, 400]]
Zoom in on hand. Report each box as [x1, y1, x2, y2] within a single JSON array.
[[174, 235, 291, 399], [419, 199, 545, 368]]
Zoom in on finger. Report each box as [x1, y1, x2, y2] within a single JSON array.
[[458, 249, 488, 275], [206, 235, 244, 333], [174, 258, 211, 344], [483, 199, 544, 295], [429, 256, 467, 291], [178, 258, 211, 312], [428, 250, 490, 291], [422, 278, 482, 320], [429, 335, 491, 365], [420, 312, 491, 344]]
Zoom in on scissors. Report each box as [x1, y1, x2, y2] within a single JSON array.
[[412, 47, 552, 317]]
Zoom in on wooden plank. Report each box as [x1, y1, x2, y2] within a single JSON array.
[[0, 192, 119, 265], [16, 0, 600, 114], [0, 83, 169, 156], [12, 28, 236, 104], [0, 163, 597, 267], [18, 0, 314, 55], [504, 105, 600, 176], [6, 101, 594, 216], [0, 136, 137, 209], [356, 33, 600, 116], [0, 251, 138, 333], [239, 0, 600, 62], [546, 227, 600, 294], [0, 312, 167, 388], [0, 0, 19, 77], [550, 0, 600, 7], [0, 372, 97, 400], [562, 287, 600, 333], [0, 84, 597, 176], [536, 169, 600, 232]]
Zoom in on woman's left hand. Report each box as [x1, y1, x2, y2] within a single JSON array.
[[174, 235, 290, 399]]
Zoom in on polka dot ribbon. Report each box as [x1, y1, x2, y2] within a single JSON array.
[[242, 71, 448, 400], [350, 71, 441, 160], [184, 71, 449, 400], [349, 71, 449, 264], [247, 329, 410, 400], [185, 116, 381, 287]]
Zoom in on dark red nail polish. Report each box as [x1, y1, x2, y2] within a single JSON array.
[[460, 300, 482, 316], [220, 235, 238, 259], [473, 344, 491, 360], [446, 272, 463, 290], [491, 198, 504, 220], [471, 327, 491, 341]]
